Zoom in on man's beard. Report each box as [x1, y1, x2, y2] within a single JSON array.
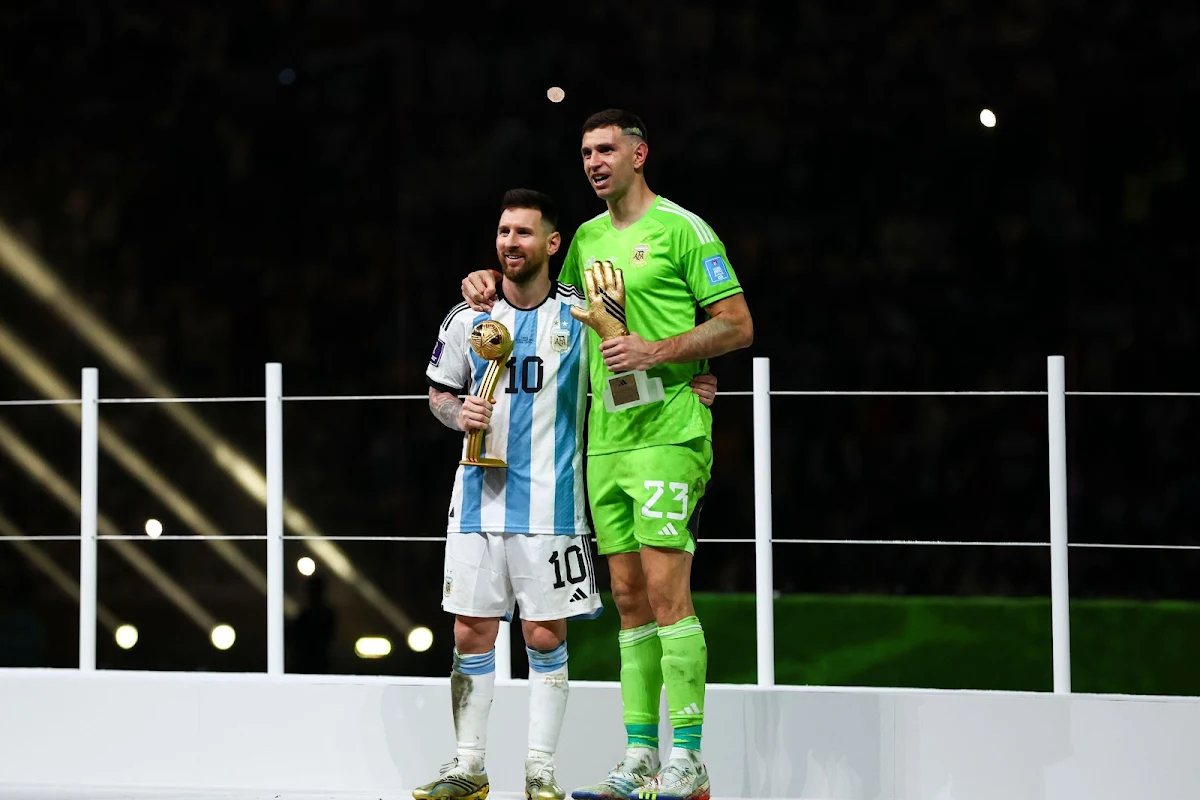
[[501, 255, 544, 284]]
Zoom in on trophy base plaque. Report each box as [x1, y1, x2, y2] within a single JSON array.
[[603, 370, 665, 412], [460, 457, 508, 468]]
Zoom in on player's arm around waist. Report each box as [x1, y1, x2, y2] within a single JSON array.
[[653, 292, 754, 365]]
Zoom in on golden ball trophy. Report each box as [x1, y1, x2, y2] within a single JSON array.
[[570, 260, 664, 411], [460, 319, 513, 468]]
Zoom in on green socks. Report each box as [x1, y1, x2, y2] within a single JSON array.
[[618, 616, 708, 753], [659, 616, 707, 750], [618, 621, 663, 750]]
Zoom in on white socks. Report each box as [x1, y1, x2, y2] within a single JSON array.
[[669, 746, 702, 765], [451, 649, 496, 772], [450, 642, 570, 771], [526, 642, 569, 762]]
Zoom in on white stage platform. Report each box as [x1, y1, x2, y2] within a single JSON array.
[[1, 668, 1198, 800]]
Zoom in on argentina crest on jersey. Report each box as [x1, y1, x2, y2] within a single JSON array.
[[630, 243, 650, 266], [550, 315, 571, 353]]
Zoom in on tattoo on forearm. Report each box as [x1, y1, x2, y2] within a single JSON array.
[[667, 317, 738, 363], [430, 393, 463, 431]]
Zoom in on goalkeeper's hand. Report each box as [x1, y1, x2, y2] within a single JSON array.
[[570, 261, 629, 341], [462, 269, 500, 312]]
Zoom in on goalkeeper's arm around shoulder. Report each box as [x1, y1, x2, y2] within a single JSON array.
[[459, 266, 754, 366]]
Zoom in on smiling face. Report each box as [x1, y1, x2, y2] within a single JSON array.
[[495, 206, 560, 284], [581, 125, 647, 201]]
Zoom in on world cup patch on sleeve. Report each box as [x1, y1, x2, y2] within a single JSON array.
[[430, 339, 445, 366], [703, 254, 731, 285]]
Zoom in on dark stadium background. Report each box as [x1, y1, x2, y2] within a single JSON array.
[[0, 1, 1197, 684]]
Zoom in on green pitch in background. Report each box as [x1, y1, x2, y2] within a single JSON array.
[[563, 593, 1200, 696]]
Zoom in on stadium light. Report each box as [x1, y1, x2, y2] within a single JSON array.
[[144, 518, 162, 538], [406, 626, 433, 653], [211, 624, 236, 650], [297, 556, 315, 576], [115, 624, 139, 649], [547, 86, 565, 103], [355, 637, 392, 659], [980, 108, 997, 128]]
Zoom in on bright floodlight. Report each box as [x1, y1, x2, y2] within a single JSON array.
[[297, 556, 315, 576], [144, 518, 163, 538], [407, 626, 433, 653], [211, 624, 236, 650], [115, 624, 138, 650], [979, 108, 997, 128], [355, 637, 392, 659], [547, 86, 565, 103]]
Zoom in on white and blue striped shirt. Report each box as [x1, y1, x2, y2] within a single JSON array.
[[426, 282, 590, 536]]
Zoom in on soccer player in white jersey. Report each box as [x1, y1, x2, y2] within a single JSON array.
[[421, 189, 718, 800]]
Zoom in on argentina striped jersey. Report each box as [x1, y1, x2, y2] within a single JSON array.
[[426, 282, 590, 536]]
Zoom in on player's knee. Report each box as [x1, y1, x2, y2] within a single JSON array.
[[608, 553, 645, 597], [453, 615, 500, 654], [643, 558, 695, 625], [607, 552, 653, 624], [522, 620, 565, 653], [611, 575, 648, 611], [612, 585, 654, 627]]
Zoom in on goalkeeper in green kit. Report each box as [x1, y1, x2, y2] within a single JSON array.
[[460, 109, 754, 800]]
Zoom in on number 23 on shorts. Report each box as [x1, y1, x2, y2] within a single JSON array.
[[640, 480, 690, 521], [636, 478, 701, 552]]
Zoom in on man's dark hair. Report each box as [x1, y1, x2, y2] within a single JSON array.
[[581, 109, 648, 143], [501, 188, 559, 231]]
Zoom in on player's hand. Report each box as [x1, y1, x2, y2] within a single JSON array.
[[600, 332, 662, 373], [570, 261, 629, 341], [462, 270, 500, 312], [691, 373, 718, 407], [457, 395, 493, 432]]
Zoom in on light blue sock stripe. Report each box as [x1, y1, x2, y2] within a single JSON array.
[[526, 642, 568, 673], [454, 648, 496, 676]]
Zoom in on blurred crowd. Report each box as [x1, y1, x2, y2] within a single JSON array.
[[0, 0, 1198, 672]]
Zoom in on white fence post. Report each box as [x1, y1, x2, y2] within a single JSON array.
[[753, 357, 775, 687], [79, 367, 99, 671], [266, 363, 285, 676], [1047, 355, 1072, 693]]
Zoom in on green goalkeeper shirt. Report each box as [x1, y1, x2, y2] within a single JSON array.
[[558, 195, 744, 455]]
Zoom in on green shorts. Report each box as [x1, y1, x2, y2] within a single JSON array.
[[586, 438, 713, 556]]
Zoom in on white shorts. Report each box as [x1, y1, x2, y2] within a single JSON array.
[[441, 532, 603, 622]]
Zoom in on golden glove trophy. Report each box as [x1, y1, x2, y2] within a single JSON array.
[[460, 319, 513, 468], [569, 261, 664, 412]]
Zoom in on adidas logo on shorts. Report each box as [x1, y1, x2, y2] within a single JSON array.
[[569, 588, 588, 602]]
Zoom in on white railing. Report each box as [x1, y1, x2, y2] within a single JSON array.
[[6, 354, 1200, 692]]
